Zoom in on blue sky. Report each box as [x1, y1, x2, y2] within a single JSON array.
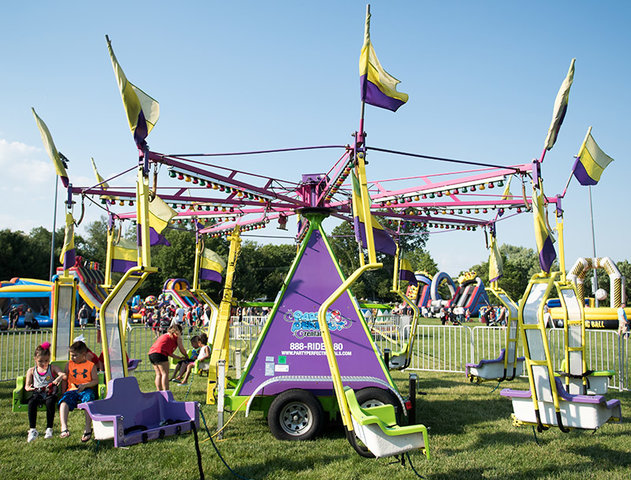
[[1, 1, 629, 275]]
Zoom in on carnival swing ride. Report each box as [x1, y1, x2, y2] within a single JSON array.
[[32, 3, 622, 459]]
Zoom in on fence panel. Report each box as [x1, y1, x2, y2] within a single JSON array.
[[2, 321, 629, 392], [546, 327, 627, 391], [229, 317, 264, 367], [0, 330, 51, 381], [408, 325, 471, 373], [469, 326, 518, 364]]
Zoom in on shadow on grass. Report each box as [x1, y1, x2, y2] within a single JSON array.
[[568, 444, 631, 469], [428, 458, 628, 480], [439, 430, 535, 456], [211, 451, 348, 480], [419, 397, 514, 434]]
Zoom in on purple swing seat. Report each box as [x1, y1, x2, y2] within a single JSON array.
[[78, 376, 199, 447], [465, 348, 524, 381]]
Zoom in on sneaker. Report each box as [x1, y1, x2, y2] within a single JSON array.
[[27, 429, 39, 443], [177, 382, 189, 386], [44, 428, 53, 439]]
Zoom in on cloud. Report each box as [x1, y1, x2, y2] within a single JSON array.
[[0, 139, 55, 189], [0, 139, 57, 231]]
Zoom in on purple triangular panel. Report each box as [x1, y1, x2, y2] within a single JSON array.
[[237, 229, 389, 396]]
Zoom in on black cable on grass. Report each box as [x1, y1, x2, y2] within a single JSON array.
[[199, 407, 253, 480], [405, 452, 426, 479], [489, 381, 501, 393], [191, 421, 205, 480], [532, 426, 541, 446]]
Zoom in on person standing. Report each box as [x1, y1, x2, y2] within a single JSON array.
[[24, 308, 36, 330], [148, 324, 188, 391], [78, 305, 89, 330], [9, 307, 19, 329], [618, 304, 630, 339]]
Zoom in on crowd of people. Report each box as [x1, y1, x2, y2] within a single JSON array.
[[137, 294, 212, 337]]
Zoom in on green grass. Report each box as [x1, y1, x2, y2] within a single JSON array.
[[1, 370, 630, 480]]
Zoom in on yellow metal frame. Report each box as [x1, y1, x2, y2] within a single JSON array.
[[206, 226, 241, 404], [51, 274, 78, 362], [99, 266, 157, 383], [316, 149, 383, 431], [518, 272, 564, 425], [388, 244, 419, 369], [488, 285, 521, 377], [556, 281, 588, 392]]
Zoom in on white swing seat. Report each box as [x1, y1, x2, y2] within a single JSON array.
[[500, 378, 621, 430], [388, 350, 409, 369], [556, 359, 614, 395], [465, 348, 524, 382], [345, 387, 429, 459]]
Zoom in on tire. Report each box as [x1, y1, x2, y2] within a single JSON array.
[[268, 389, 324, 441], [355, 387, 398, 410]]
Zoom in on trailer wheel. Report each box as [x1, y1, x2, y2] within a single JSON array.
[[355, 387, 401, 422], [356, 387, 397, 409], [268, 389, 323, 441]]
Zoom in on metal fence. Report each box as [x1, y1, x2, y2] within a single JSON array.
[[1, 318, 629, 392]]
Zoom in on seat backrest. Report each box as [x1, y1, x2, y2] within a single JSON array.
[[101, 274, 143, 380], [53, 281, 75, 361], [559, 286, 585, 394], [522, 282, 555, 403]]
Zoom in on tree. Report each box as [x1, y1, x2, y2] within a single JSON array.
[[469, 244, 542, 303], [407, 250, 439, 276], [81, 219, 108, 267]]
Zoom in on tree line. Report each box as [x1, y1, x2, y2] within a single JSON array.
[[2, 218, 629, 306]]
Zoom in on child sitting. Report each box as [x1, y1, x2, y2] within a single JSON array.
[[58, 340, 98, 442], [171, 336, 201, 384], [175, 333, 211, 385], [24, 342, 64, 442]]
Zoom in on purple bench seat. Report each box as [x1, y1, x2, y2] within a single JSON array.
[[465, 349, 524, 381], [78, 376, 199, 447]]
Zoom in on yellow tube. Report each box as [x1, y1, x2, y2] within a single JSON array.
[[316, 262, 381, 430]]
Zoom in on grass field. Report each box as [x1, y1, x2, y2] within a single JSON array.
[[1, 368, 630, 480]]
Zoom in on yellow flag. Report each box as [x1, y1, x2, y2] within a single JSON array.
[[106, 36, 159, 147], [32, 108, 69, 187]]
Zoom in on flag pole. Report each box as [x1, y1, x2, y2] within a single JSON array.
[[357, 4, 370, 146], [538, 147, 547, 164], [588, 185, 599, 306], [49, 175, 59, 280]]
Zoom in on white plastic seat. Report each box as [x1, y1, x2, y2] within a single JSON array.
[[466, 348, 524, 382], [345, 387, 429, 459], [501, 377, 621, 430]]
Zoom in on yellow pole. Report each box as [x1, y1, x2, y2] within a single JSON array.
[[356, 152, 377, 264], [193, 238, 202, 291], [206, 226, 241, 404], [556, 214, 566, 282], [136, 167, 151, 267], [103, 225, 115, 289], [317, 262, 381, 430]]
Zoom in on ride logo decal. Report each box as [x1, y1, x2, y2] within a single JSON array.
[[284, 309, 351, 339]]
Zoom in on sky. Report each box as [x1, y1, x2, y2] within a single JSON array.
[[1, 1, 630, 276]]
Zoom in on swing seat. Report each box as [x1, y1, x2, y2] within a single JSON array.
[[344, 387, 429, 459], [194, 359, 210, 376], [78, 376, 199, 447], [500, 377, 621, 430], [465, 349, 524, 382], [388, 349, 409, 370], [127, 359, 142, 372], [555, 360, 614, 395], [12, 362, 107, 413]]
